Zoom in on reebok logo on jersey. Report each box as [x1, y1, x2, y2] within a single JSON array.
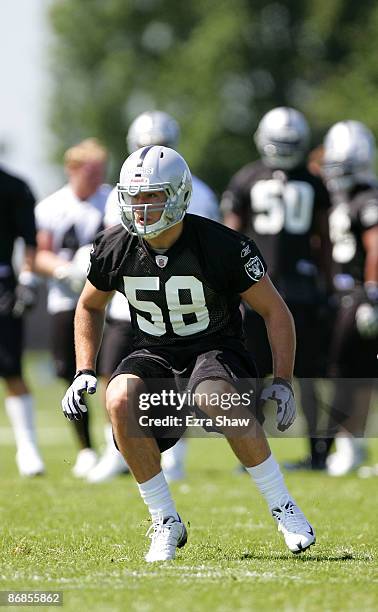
[[241, 244, 251, 258], [245, 256, 265, 281]]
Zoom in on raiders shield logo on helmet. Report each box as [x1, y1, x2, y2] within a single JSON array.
[[155, 255, 169, 268], [245, 256, 265, 281]]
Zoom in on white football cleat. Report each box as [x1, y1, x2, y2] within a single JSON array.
[[72, 448, 98, 478], [271, 497, 315, 554], [327, 436, 367, 477], [86, 448, 129, 483], [145, 516, 187, 562], [16, 444, 45, 477]]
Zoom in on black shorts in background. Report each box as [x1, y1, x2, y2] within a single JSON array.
[[50, 310, 76, 381], [0, 313, 23, 377]]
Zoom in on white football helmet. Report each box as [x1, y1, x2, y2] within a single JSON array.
[[127, 111, 180, 154], [254, 107, 310, 170], [117, 146, 192, 238], [322, 120, 376, 192]]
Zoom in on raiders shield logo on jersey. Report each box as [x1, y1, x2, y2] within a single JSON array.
[[245, 256, 264, 281], [155, 255, 169, 268]]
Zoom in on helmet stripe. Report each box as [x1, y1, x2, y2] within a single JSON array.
[[137, 145, 154, 167]]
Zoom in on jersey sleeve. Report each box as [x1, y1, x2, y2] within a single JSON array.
[[220, 231, 267, 293], [87, 234, 119, 292], [229, 240, 267, 293]]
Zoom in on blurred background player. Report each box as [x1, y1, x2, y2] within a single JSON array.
[[318, 120, 378, 476], [221, 107, 333, 470], [89, 110, 221, 483], [34, 138, 111, 478], [0, 164, 44, 476]]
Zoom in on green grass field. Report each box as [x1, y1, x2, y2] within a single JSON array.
[[0, 353, 377, 611]]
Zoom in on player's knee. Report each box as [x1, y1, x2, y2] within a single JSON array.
[[194, 378, 236, 411], [106, 375, 144, 422]]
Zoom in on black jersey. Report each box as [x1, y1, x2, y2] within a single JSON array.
[[0, 168, 36, 266], [221, 160, 330, 300], [329, 185, 378, 284], [88, 214, 266, 355]]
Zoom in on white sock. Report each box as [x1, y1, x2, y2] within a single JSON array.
[[104, 423, 119, 453], [246, 454, 290, 510], [138, 471, 179, 522], [161, 438, 187, 470], [5, 394, 38, 449]]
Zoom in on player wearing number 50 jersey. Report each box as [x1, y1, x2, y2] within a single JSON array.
[[222, 107, 333, 471], [62, 145, 316, 562]]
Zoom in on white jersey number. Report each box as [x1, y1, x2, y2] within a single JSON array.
[[124, 275, 210, 337], [328, 203, 356, 263], [251, 179, 314, 235]]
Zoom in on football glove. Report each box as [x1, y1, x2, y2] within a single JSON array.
[[355, 303, 378, 338], [62, 369, 97, 421], [54, 244, 92, 294], [13, 271, 39, 317], [259, 378, 296, 432]]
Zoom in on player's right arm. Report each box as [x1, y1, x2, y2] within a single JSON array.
[[35, 229, 72, 277], [74, 280, 114, 372], [61, 269, 114, 420]]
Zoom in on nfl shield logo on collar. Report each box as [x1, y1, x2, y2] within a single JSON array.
[[155, 255, 169, 268], [245, 256, 265, 281]]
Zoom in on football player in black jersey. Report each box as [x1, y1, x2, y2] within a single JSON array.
[[0, 166, 44, 476], [62, 145, 315, 561], [221, 107, 333, 470], [317, 120, 378, 476]]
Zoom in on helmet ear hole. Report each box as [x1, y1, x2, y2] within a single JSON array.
[[184, 191, 190, 202], [160, 151, 164, 158]]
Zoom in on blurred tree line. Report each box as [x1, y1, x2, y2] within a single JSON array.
[[49, 0, 378, 193]]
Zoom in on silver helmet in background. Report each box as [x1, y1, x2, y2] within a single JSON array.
[[322, 120, 376, 192], [254, 107, 310, 170], [117, 145, 192, 239], [127, 111, 180, 154]]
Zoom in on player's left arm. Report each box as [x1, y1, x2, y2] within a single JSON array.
[[74, 280, 114, 372], [362, 225, 378, 285], [241, 276, 296, 382], [353, 225, 378, 338]]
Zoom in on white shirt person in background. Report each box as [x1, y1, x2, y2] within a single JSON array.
[[34, 138, 111, 478]]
